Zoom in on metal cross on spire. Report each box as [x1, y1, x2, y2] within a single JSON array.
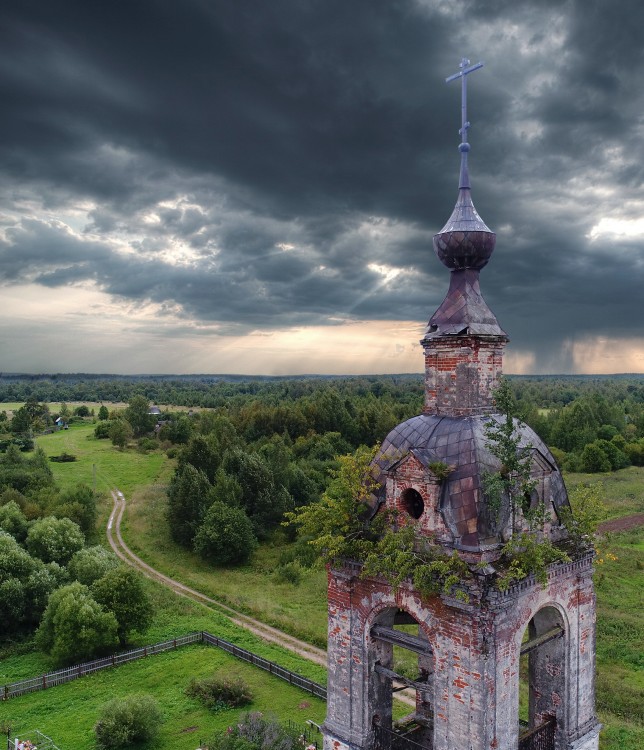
[[445, 57, 484, 189]]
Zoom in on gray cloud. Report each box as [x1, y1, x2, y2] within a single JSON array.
[[1, 0, 643, 372]]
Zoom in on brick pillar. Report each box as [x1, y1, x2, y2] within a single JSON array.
[[422, 336, 506, 416]]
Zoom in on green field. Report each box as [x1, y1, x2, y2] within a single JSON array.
[[36, 422, 173, 497], [565, 466, 644, 519], [0, 645, 326, 750], [0, 579, 327, 750], [3, 426, 639, 750]]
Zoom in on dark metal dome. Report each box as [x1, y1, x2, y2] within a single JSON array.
[[433, 188, 496, 271], [372, 414, 568, 551]]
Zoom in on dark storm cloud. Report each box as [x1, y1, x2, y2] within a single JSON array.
[[1, 0, 644, 370]]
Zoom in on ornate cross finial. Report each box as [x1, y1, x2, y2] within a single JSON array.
[[445, 58, 484, 189]]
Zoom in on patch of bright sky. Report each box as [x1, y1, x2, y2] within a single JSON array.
[[587, 216, 644, 241], [367, 263, 404, 284]]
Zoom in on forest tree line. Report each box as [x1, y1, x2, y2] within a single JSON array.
[[2, 375, 644, 572]]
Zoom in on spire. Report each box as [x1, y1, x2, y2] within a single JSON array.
[[446, 57, 482, 190], [433, 58, 496, 272], [422, 58, 507, 416], [427, 57, 505, 335]]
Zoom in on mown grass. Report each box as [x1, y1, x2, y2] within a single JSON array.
[[0, 643, 326, 750], [36, 423, 173, 497]]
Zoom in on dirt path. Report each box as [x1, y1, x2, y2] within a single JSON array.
[[106, 491, 328, 667], [106, 491, 424, 708], [597, 512, 644, 533]]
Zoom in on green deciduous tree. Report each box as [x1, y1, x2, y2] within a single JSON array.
[[580, 443, 611, 473], [0, 500, 28, 542], [98, 405, 109, 420], [222, 448, 293, 538], [124, 395, 155, 438], [0, 445, 54, 495], [158, 414, 193, 444], [68, 545, 120, 585], [193, 501, 257, 565], [179, 434, 222, 482], [284, 444, 381, 562], [52, 483, 98, 539], [559, 482, 607, 549], [92, 567, 153, 645], [482, 379, 538, 533], [0, 531, 66, 636], [26, 516, 85, 565], [109, 419, 133, 449], [35, 582, 118, 665]]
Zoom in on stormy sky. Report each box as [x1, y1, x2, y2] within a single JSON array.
[[1, 0, 643, 375]]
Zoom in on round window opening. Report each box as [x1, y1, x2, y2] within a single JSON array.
[[401, 488, 424, 519]]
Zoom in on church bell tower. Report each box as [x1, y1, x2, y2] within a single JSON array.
[[322, 59, 600, 750]]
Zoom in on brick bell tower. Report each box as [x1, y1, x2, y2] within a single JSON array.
[[322, 60, 600, 750]]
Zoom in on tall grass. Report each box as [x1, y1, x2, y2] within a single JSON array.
[[123, 483, 330, 647]]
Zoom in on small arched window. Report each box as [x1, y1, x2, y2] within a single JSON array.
[[401, 488, 424, 519]]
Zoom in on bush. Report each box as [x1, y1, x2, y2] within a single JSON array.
[[273, 561, 302, 585], [50, 452, 77, 462], [94, 421, 113, 439], [137, 437, 157, 452], [204, 712, 304, 750], [278, 539, 319, 569], [185, 675, 253, 710], [580, 443, 611, 473], [94, 694, 163, 749]]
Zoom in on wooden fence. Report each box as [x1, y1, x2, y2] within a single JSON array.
[[201, 632, 327, 700], [2, 631, 326, 702]]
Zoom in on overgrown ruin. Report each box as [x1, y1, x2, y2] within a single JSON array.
[[321, 59, 600, 750]]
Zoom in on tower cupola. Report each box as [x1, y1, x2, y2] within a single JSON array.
[[422, 58, 507, 416]]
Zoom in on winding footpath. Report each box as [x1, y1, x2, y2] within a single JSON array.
[[107, 491, 420, 708], [106, 490, 328, 667]]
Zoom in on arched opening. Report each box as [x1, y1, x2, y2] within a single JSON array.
[[518, 606, 566, 750], [400, 488, 424, 520], [369, 608, 434, 750]]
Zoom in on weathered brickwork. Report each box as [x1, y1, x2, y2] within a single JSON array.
[[422, 336, 506, 416], [323, 557, 599, 750], [384, 454, 450, 539], [322, 72, 598, 750]]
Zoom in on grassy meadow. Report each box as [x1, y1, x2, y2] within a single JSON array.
[[0, 578, 328, 749], [36, 422, 173, 497], [0, 421, 639, 749]]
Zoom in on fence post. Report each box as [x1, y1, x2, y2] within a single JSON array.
[[42, 674, 46, 690]]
